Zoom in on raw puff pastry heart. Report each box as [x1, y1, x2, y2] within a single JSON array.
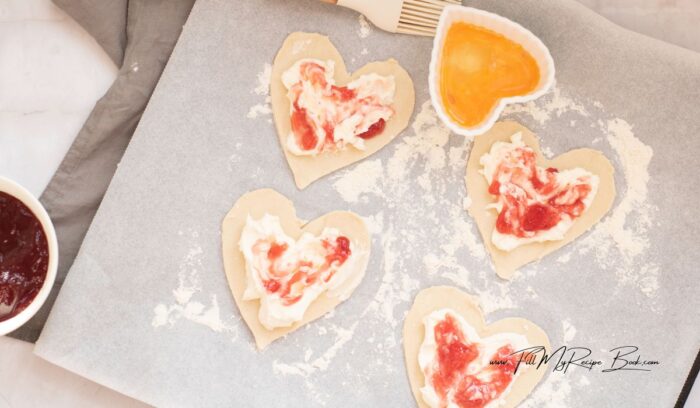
[[270, 32, 415, 189], [466, 121, 616, 279], [403, 286, 551, 408], [221, 189, 370, 349]]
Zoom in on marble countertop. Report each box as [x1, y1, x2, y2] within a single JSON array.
[[0, 0, 698, 406], [0, 0, 143, 406]]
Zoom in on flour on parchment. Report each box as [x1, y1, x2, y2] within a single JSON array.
[[357, 14, 372, 38], [361, 227, 420, 331], [562, 318, 577, 343], [333, 159, 383, 203], [503, 86, 589, 125], [271, 321, 359, 406], [273, 322, 359, 377], [247, 63, 272, 120], [577, 119, 657, 297], [521, 374, 575, 408], [152, 230, 238, 336], [362, 211, 384, 235], [335, 100, 487, 284]]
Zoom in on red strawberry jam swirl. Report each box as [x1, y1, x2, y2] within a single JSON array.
[[487, 142, 594, 238], [253, 235, 351, 305], [0, 192, 49, 322], [286, 60, 393, 154], [428, 314, 520, 408]]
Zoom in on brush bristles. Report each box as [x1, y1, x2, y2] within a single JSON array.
[[398, 0, 461, 36]]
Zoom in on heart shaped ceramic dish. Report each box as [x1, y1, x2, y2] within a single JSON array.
[[429, 5, 555, 137]]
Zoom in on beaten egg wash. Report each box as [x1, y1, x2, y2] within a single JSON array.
[[440, 22, 541, 127]]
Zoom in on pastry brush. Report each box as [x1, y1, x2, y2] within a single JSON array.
[[321, 0, 461, 36]]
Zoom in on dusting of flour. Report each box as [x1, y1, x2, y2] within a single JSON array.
[[357, 14, 372, 38], [273, 322, 359, 377], [521, 374, 575, 408], [152, 230, 238, 336], [247, 63, 272, 120], [562, 318, 577, 343], [576, 119, 657, 295], [503, 86, 589, 125], [334, 101, 487, 290], [333, 159, 383, 203]]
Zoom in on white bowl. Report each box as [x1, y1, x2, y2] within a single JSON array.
[[429, 5, 556, 137], [0, 176, 58, 335]]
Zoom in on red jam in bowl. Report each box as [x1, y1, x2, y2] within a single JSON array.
[[0, 191, 49, 322]]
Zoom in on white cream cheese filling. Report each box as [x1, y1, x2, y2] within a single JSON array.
[[239, 213, 362, 330], [479, 132, 599, 251], [282, 58, 395, 156], [419, 309, 530, 408]]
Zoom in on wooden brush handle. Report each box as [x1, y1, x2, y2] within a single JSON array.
[[319, 0, 338, 4]]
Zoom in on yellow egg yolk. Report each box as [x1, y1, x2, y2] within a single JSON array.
[[440, 22, 541, 128]]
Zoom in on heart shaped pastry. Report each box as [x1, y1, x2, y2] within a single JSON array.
[[403, 286, 550, 408], [221, 189, 370, 349], [466, 121, 616, 279], [270, 32, 415, 189]]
